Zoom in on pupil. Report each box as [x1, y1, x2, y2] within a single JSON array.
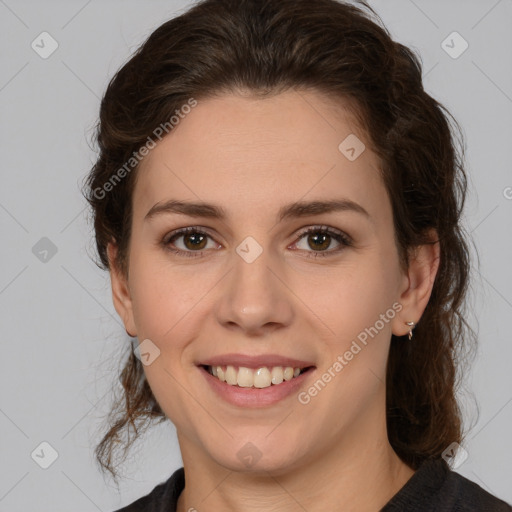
[[186, 233, 206, 249], [310, 233, 329, 250]]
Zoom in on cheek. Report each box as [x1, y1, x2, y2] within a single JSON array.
[[130, 273, 170, 339], [127, 261, 202, 417], [310, 261, 399, 414], [128, 253, 213, 343], [308, 260, 397, 346]]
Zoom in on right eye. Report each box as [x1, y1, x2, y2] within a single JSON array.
[[162, 227, 221, 258]]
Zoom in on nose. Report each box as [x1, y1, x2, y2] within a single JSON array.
[[214, 243, 294, 337]]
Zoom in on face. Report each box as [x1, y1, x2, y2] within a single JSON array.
[[110, 89, 431, 475]]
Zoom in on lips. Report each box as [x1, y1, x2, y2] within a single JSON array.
[[199, 358, 316, 407], [197, 353, 315, 391]]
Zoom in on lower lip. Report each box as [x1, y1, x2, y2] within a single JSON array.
[[199, 366, 314, 407]]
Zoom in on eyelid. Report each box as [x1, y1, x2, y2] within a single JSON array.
[[162, 226, 216, 244], [293, 224, 351, 243]]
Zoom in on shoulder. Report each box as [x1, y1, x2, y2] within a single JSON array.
[[382, 458, 511, 511], [111, 467, 185, 512], [440, 465, 511, 511]]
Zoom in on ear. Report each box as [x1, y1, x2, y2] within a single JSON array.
[[391, 229, 440, 337], [107, 242, 137, 337]]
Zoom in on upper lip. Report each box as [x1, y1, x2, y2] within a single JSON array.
[[199, 353, 316, 369]]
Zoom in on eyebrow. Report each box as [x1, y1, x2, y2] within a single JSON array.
[[145, 198, 371, 223]]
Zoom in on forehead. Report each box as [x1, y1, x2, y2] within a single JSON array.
[[133, 90, 387, 224]]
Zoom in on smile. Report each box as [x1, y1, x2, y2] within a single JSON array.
[[203, 365, 312, 389]]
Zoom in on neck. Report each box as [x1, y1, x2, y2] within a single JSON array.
[[175, 408, 415, 512]]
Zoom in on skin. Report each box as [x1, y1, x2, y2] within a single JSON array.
[[108, 89, 440, 511]]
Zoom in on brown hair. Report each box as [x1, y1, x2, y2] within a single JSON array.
[[84, 0, 477, 485]]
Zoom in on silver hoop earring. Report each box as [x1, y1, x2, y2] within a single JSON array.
[[405, 321, 416, 340]]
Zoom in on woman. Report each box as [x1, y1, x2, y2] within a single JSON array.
[[85, 0, 512, 510]]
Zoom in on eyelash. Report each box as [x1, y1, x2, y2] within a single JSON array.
[[162, 225, 353, 259]]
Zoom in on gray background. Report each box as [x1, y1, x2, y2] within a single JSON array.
[[1, 0, 511, 510]]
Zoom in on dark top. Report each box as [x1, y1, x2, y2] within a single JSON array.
[[113, 458, 512, 511]]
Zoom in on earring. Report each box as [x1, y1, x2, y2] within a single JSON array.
[[405, 321, 416, 340]]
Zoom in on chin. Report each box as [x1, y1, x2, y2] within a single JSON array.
[[204, 436, 310, 476]]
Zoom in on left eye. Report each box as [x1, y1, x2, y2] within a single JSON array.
[[292, 226, 352, 257], [162, 225, 353, 259]]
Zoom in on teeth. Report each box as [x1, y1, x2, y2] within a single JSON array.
[[271, 367, 284, 385], [237, 367, 253, 387], [225, 365, 238, 385], [254, 367, 271, 388], [208, 365, 305, 388], [283, 367, 294, 381]]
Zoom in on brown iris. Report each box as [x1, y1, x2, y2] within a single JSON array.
[[307, 232, 331, 251], [183, 232, 208, 251]]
